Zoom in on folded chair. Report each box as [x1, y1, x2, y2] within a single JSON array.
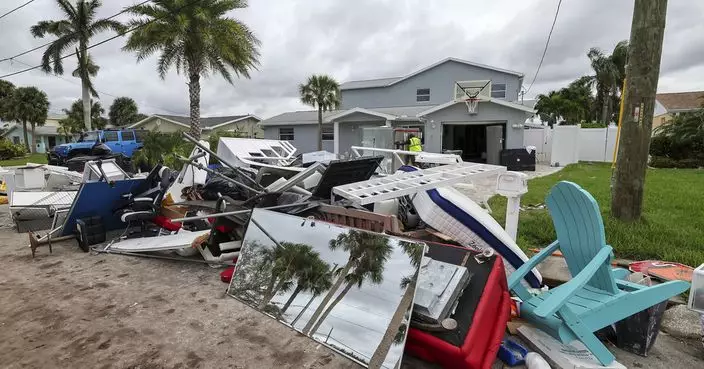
[[508, 181, 690, 366]]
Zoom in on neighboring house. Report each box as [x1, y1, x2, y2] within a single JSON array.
[[1, 115, 71, 154], [128, 114, 263, 138], [653, 91, 704, 130], [260, 57, 534, 164]]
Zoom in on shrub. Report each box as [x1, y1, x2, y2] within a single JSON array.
[[649, 135, 672, 157], [580, 121, 608, 128], [0, 139, 27, 160], [132, 131, 193, 171], [649, 156, 676, 168]]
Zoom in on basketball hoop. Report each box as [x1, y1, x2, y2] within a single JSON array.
[[464, 98, 479, 114]]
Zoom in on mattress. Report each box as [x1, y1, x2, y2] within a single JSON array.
[[399, 166, 542, 288]]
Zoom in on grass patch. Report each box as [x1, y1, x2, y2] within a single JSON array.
[[489, 162, 704, 266], [0, 153, 48, 167]]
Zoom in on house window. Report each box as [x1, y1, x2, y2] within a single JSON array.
[[279, 127, 294, 141], [12, 136, 20, 145], [491, 83, 507, 99], [103, 131, 119, 142], [416, 88, 431, 102], [322, 127, 334, 141], [121, 130, 135, 141]]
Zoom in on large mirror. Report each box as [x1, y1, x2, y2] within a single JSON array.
[[228, 209, 423, 369]]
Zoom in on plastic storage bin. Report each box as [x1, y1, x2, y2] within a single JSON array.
[[687, 263, 704, 313]]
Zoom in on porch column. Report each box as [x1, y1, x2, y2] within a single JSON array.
[[333, 121, 340, 154]]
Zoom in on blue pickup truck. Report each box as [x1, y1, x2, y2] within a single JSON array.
[[48, 129, 148, 166]]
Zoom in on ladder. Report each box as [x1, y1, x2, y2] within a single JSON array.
[[332, 163, 505, 205]]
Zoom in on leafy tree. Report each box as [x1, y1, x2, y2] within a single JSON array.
[[108, 97, 141, 126], [278, 252, 332, 318], [257, 243, 321, 310], [586, 40, 628, 124], [31, 0, 124, 131], [299, 75, 342, 150], [123, 0, 261, 139], [652, 109, 704, 164], [7, 87, 50, 153], [303, 230, 392, 336], [131, 131, 194, 171], [60, 99, 107, 134], [0, 80, 15, 122]]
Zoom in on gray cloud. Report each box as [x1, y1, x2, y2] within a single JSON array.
[[1, 0, 703, 119]]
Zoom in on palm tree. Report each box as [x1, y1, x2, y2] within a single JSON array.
[[299, 75, 342, 150], [587, 40, 628, 124], [8, 87, 50, 153], [123, 0, 260, 139], [31, 0, 124, 131], [279, 254, 331, 317], [61, 99, 107, 132], [290, 263, 338, 328], [304, 231, 393, 336], [0, 80, 15, 122], [108, 96, 140, 126], [257, 242, 316, 310], [368, 240, 423, 368]]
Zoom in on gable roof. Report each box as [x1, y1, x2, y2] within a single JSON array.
[[129, 114, 260, 130], [260, 105, 431, 127], [656, 91, 704, 112], [2, 124, 61, 137], [340, 57, 524, 90]]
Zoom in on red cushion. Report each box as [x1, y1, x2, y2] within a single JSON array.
[[153, 215, 182, 231], [220, 266, 235, 283], [406, 257, 511, 369]]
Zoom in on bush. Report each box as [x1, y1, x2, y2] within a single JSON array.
[[132, 132, 193, 171], [649, 156, 704, 169], [0, 139, 27, 160], [649, 135, 672, 157], [580, 121, 608, 128]]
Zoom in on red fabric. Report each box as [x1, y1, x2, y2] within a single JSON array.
[[405, 257, 511, 369], [220, 266, 235, 283], [152, 215, 182, 231]]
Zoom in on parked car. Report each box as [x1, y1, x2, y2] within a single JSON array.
[[48, 129, 147, 166]]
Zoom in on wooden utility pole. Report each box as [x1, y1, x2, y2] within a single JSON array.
[[611, 0, 668, 221]]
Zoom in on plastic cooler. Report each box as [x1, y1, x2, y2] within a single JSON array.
[[688, 263, 704, 313]]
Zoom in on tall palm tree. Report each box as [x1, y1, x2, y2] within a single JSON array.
[[304, 231, 393, 336], [368, 240, 423, 368], [299, 75, 342, 150], [587, 40, 628, 124], [8, 87, 50, 153], [124, 0, 260, 139], [279, 254, 330, 317], [290, 263, 338, 328], [31, 0, 124, 131], [257, 243, 315, 310]]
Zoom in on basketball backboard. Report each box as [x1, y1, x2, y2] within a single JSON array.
[[455, 80, 491, 114]]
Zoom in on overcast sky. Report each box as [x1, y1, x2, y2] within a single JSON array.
[[1, 0, 703, 119]]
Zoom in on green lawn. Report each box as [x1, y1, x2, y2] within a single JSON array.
[[489, 162, 704, 267], [0, 153, 48, 167]]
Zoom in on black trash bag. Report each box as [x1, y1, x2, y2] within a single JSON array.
[[199, 167, 256, 201], [91, 142, 112, 156]]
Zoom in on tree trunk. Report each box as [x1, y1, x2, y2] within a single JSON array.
[[612, 0, 668, 221], [188, 71, 201, 139], [291, 293, 316, 328], [21, 120, 29, 153], [80, 43, 91, 131], [601, 87, 611, 124], [279, 285, 304, 318], [302, 262, 352, 334], [308, 281, 354, 336], [317, 106, 323, 151], [368, 278, 416, 369], [30, 123, 36, 154]]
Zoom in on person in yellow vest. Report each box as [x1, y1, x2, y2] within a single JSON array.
[[407, 134, 422, 165]]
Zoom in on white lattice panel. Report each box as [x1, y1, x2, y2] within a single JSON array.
[[332, 163, 505, 205]]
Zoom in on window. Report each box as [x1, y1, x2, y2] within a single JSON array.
[[135, 130, 147, 142], [121, 130, 135, 141], [455, 80, 491, 99], [491, 83, 507, 99], [279, 127, 294, 141], [322, 127, 334, 141], [103, 131, 119, 142], [416, 88, 430, 102]]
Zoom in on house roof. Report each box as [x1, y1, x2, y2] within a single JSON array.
[[260, 105, 433, 126], [656, 91, 704, 112], [340, 57, 524, 90], [129, 114, 260, 130], [2, 124, 61, 137]]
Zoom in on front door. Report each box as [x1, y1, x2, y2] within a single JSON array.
[[486, 125, 504, 165], [48, 136, 56, 149]]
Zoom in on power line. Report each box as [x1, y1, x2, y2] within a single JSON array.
[[0, 0, 197, 79], [525, 0, 563, 94], [0, 0, 37, 21], [8, 58, 187, 115], [0, 0, 152, 63]]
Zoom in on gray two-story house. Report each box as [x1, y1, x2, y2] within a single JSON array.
[[260, 57, 534, 164]]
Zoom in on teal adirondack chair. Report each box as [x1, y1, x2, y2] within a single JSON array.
[[508, 181, 690, 366]]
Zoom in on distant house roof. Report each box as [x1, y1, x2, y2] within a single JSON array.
[[1, 124, 61, 137], [340, 57, 524, 90], [260, 105, 433, 126], [656, 91, 704, 113], [129, 114, 261, 130]]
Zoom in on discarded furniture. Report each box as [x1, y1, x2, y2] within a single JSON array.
[[406, 242, 511, 369], [508, 181, 690, 366], [82, 159, 130, 183], [165, 141, 210, 204], [115, 165, 173, 232], [316, 203, 401, 234], [76, 216, 106, 252], [217, 137, 297, 168]]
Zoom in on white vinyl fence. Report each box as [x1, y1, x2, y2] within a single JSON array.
[[524, 125, 619, 166]]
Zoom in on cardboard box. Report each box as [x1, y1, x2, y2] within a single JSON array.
[[160, 205, 189, 220]]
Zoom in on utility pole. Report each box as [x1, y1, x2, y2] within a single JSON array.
[[611, 0, 668, 221]]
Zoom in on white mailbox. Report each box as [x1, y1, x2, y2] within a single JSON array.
[[496, 171, 528, 197]]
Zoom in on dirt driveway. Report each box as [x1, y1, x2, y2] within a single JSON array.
[[0, 206, 358, 369]]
